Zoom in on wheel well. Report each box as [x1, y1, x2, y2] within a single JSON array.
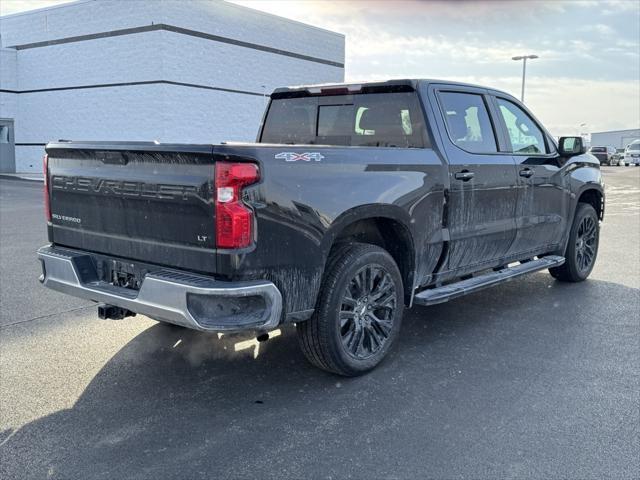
[[578, 189, 604, 220], [330, 217, 414, 305]]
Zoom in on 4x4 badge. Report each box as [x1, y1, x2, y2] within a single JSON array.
[[275, 152, 324, 162]]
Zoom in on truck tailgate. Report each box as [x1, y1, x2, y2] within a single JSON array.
[[46, 142, 219, 273]]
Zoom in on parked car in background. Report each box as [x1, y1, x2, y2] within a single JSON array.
[[589, 146, 616, 165], [624, 140, 640, 166], [612, 148, 626, 166]]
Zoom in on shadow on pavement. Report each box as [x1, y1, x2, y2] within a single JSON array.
[[1, 275, 638, 479]]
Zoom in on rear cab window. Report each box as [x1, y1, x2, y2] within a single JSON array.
[[437, 91, 498, 154], [260, 92, 428, 148]]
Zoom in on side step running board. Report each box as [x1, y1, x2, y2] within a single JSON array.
[[413, 255, 565, 306]]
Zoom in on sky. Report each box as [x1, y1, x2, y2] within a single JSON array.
[[2, 0, 639, 136]]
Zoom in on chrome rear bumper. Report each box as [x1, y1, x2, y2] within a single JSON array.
[[37, 245, 282, 332]]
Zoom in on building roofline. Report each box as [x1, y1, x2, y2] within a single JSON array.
[[590, 128, 640, 134], [223, 1, 344, 38], [0, 0, 345, 40]]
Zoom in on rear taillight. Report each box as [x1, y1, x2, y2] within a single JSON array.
[[215, 162, 259, 249], [43, 154, 51, 222]]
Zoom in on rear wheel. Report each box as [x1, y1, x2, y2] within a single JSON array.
[[549, 203, 599, 282], [297, 243, 403, 376]]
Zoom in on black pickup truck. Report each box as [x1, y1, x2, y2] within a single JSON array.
[[38, 79, 604, 376]]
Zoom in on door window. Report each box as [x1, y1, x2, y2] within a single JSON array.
[[496, 98, 548, 154], [438, 92, 498, 154]]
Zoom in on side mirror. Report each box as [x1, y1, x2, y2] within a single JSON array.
[[558, 136, 587, 157]]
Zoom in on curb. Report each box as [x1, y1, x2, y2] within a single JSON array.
[[0, 174, 44, 183]]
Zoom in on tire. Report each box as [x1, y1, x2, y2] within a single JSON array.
[[296, 242, 404, 376], [549, 203, 599, 282]]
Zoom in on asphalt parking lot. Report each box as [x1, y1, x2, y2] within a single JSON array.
[[0, 168, 638, 479]]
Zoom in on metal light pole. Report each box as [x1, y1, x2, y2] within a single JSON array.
[[579, 123, 590, 146], [512, 55, 538, 102]]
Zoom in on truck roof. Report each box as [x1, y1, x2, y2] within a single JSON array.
[[271, 79, 514, 99]]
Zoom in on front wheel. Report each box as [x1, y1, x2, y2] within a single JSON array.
[[549, 203, 599, 282], [297, 243, 404, 376]]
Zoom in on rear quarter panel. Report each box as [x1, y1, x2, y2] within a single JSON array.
[[214, 144, 445, 316]]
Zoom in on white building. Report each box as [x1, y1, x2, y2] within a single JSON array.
[[0, 0, 345, 173], [590, 129, 640, 149]]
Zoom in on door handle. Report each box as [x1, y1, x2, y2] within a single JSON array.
[[454, 171, 475, 181], [519, 168, 534, 178]]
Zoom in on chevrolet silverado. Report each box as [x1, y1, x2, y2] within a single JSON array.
[[38, 79, 604, 375]]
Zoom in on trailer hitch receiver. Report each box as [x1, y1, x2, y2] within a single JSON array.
[[98, 304, 136, 320]]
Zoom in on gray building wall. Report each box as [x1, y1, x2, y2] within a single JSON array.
[[590, 129, 640, 149], [0, 0, 345, 172]]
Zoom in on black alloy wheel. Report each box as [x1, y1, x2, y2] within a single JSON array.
[[575, 214, 597, 274], [339, 264, 397, 360], [297, 242, 404, 376], [549, 203, 599, 282]]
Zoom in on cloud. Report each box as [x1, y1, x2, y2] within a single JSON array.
[[580, 24, 615, 35], [526, 77, 640, 135], [339, 26, 558, 64], [616, 39, 640, 49], [601, 0, 640, 14]]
